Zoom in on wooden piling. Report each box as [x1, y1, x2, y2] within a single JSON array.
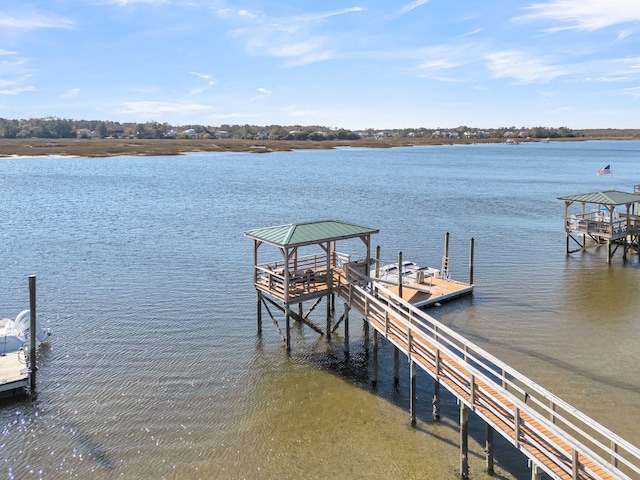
[[444, 232, 450, 258], [257, 291, 262, 334], [410, 360, 417, 426], [397, 251, 403, 299], [326, 295, 331, 338], [531, 462, 542, 480], [29, 275, 37, 392], [371, 329, 378, 388], [393, 347, 400, 390], [486, 424, 494, 475], [285, 305, 291, 351], [363, 318, 369, 353], [344, 303, 350, 355], [460, 402, 469, 479], [432, 378, 440, 421], [469, 237, 475, 285]]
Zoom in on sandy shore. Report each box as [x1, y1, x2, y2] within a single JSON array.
[[0, 137, 541, 158]]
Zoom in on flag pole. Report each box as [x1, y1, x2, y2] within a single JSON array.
[[610, 163, 613, 190]]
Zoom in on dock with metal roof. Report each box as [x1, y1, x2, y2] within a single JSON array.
[[244, 219, 640, 479], [558, 185, 640, 262]]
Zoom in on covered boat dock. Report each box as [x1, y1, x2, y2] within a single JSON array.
[[558, 186, 640, 262]]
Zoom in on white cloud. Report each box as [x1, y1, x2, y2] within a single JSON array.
[[250, 87, 273, 101], [104, 0, 169, 5], [285, 105, 319, 117], [214, 112, 258, 119], [61, 88, 80, 98], [224, 7, 364, 66], [622, 86, 640, 99], [485, 50, 570, 83], [461, 28, 482, 37], [190, 71, 212, 80], [0, 48, 17, 55], [119, 101, 212, 115], [0, 13, 73, 30], [514, 0, 640, 32], [0, 85, 36, 95], [189, 71, 216, 95], [398, 0, 429, 17]]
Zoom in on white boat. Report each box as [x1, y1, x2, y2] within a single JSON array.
[[0, 309, 51, 355], [374, 261, 440, 285]]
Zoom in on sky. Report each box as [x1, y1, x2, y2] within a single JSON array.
[[1, 0, 640, 130]]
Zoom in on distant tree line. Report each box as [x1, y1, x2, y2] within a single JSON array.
[[0, 117, 637, 140]]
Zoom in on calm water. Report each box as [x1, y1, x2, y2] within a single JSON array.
[[1, 141, 639, 479]]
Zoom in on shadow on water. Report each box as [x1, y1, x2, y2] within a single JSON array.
[[461, 329, 640, 395], [0, 381, 115, 473], [261, 325, 532, 480]]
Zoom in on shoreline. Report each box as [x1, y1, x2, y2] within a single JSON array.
[[0, 136, 635, 158]]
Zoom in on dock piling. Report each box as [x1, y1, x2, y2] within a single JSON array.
[[343, 303, 350, 355], [410, 360, 417, 426], [460, 402, 469, 479], [486, 425, 494, 475], [469, 237, 475, 285], [28, 275, 37, 392]]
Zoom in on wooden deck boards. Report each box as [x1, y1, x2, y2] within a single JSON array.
[[337, 283, 624, 480], [0, 350, 29, 393], [385, 276, 473, 307]]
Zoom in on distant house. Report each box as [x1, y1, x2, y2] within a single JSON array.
[[76, 128, 96, 139], [216, 130, 229, 139], [182, 128, 197, 139], [254, 131, 268, 140]]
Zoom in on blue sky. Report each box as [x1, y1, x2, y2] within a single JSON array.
[[1, 0, 639, 129]]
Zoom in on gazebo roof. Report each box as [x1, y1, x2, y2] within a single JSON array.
[[557, 190, 640, 206], [244, 219, 379, 248]]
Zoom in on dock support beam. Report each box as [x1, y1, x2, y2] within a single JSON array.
[[29, 275, 37, 393], [371, 329, 378, 388], [433, 378, 440, 421], [326, 296, 331, 338], [257, 291, 262, 335], [285, 305, 291, 351], [530, 462, 542, 480], [469, 237, 475, 285], [410, 360, 417, 426], [393, 347, 400, 390], [363, 319, 369, 354], [486, 425, 494, 475], [343, 303, 350, 355], [460, 402, 469, 479]]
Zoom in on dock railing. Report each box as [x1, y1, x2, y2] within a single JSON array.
[[256, 252, 335, 297], [334, 266, 640, 480]]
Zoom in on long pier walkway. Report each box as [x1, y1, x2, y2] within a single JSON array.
[[245, 220, 640, 479], [335, 268, 640, 480]]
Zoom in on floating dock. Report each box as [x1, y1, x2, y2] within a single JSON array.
[[371, 258, 473, 308], [0, 350, 29, 394]]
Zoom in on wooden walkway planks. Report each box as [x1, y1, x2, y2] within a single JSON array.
[[334, 272, 637, 480]]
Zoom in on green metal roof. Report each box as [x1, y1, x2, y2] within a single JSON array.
[[244, 219, 379, 247], [557, 190, 640, 205]]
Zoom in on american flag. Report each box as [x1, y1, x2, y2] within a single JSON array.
[[597, 164, 611, 176]]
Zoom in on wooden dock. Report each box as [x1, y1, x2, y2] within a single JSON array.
[[0, 350, 29, 394], [558, 186, 640, 262], [334, 269, 640, 479], [246, 220, 640, 479]]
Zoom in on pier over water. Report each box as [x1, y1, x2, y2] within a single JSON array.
[[245, 219, 640, 480]]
